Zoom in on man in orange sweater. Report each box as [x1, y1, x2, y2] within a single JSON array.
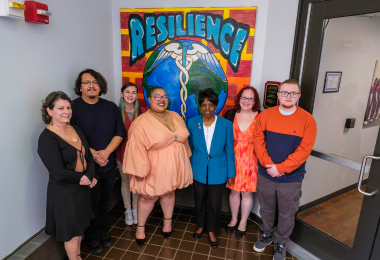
[[252, 79, 317, 260]]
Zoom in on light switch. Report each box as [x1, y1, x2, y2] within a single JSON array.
[[0, 0, 25, 19]]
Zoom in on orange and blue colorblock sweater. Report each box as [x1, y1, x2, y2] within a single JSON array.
[[252, 106, 317, 183]]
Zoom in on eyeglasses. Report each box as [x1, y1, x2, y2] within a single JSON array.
[[201, 103, 215, 109], [279, 91, 300, 98], [240, 96, 255, 103], [152, 94, 168, 101], [82, 81, 99, 86]]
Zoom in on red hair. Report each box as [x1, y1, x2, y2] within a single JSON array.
[[234, 86, 261, 112]]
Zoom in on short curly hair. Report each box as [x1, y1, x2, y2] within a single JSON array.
[[74, 69, 108, 96], [198, 88, 219, 106], [234, 86, 261, 112], [41, 91, 71, 124]]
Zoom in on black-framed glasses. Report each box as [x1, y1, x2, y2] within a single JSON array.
[[279, 91, 300, 98], [82, 81, 99, 86], [240, 96, 255, 103], [152, 94, 168, 101]]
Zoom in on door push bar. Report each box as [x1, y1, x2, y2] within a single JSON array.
[[310, 150, 376, 196], [358, 155, 379, 196]]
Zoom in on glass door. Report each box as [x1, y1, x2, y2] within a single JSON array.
[[290, 1, 380, 259]]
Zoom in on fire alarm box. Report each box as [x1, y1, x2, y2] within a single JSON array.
[[24, 1, 51, 24], [0, 0, 26, 19]]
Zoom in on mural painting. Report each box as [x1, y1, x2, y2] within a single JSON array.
[[120, 7, 257, 122]]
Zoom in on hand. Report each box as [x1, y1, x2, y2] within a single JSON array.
[[98, 159, 109, 167], [94, 150, 110, 165], [90, 148, 97, 158], [266, 164, 281, 177], [79, 175, 91, 186], [135, 176, 144, 182], [89, 178, 98, 188], [227, 178, 234, 186]]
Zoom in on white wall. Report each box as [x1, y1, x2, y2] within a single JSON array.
[[301, 15, 380, 206], [111, 0, 300, 216], [0, 0, 114, 258]]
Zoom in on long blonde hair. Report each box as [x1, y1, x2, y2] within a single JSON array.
[[119, 82, 141, 122]]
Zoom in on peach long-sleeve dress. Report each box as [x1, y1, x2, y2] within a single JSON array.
[[123, 110, 193, 196]]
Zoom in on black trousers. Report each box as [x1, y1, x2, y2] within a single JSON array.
[[85, 167, 116, 241], [193, 179, 226, 232]]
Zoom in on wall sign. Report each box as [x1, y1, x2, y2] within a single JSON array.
[[263, 81, 280, 109], [363, 60, 380, 127], [323, 71, 342, 93], [120, 7, 257, 122]]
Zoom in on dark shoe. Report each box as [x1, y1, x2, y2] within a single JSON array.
[[253, 234, 273, 252], [193, 228, 204, 239], [100, 232, 113, 247], [87, 239, 103, 255], [225, 223, 237, 233], [209, 236, 218, 248], [135, 224, 146, 247], [235, 229, 246, 237], [162, 218, 172, 239], [273, 243, 286, 260]]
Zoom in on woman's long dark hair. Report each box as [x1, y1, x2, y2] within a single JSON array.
[[119, 82, 142, 122]]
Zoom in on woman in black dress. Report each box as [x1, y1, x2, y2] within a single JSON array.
[[38, 91, 96, 260]]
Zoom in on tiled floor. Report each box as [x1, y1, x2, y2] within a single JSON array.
[[80, 203, 297, 260], [297, 186, 365, 247]]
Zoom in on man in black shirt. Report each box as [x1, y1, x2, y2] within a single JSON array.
[[71, 69, 126, 254]]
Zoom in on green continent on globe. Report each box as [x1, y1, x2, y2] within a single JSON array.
[[143, 40, 228, 117]]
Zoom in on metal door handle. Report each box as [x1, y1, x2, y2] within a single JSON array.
[[358, 155, 380, 196]]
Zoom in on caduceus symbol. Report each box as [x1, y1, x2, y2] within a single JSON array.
[[145, 41, 227, 121]]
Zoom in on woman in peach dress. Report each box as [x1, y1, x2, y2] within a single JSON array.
[[123, 87, 193, 246], [224, 86, 260, 236]]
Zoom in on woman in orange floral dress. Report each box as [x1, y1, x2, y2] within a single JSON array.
[[224, 86, 261, 236]]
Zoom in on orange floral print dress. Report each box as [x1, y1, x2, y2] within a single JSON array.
[[227, 114, 259, 192]]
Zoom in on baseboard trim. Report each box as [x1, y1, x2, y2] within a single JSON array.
[[4, 228, 45, 260]]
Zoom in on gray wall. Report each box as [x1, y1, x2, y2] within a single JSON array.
[[0, 0, 114, 258]]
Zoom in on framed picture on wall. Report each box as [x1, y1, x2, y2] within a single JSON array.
[[323, 71, 342, 93], [363, 60, 380, 127]]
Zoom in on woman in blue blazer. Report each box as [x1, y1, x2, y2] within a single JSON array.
[[187, 88, 235, 248]]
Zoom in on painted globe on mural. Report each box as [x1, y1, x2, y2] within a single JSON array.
[[143, 39, 228, 122]]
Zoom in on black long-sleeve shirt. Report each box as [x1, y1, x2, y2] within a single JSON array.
[[71, 97, 126, 173], [38, 124, 95, 183]]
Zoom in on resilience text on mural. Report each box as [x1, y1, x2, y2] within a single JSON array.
[[129, 12, 250, 72]]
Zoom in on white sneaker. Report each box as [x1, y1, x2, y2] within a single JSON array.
[[125, 208, 133, 225], [132, 208, 138, 225]]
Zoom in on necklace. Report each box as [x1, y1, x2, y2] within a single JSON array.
[[203, 116, 215, 127], [152, 110, 167, 121]]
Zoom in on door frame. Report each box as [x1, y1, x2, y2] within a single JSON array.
[[289, 0, 380, 259]]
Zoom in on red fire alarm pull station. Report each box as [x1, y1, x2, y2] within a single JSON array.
[[24, 1, 51, 24]]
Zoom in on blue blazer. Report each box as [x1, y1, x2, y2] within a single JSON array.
[[187, 115, 235, 185]]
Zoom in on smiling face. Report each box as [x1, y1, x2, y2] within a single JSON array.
[[200, 98, 217, 119], [239, 89, 255, 112], [121, 85, 138, 104], [149, 88, 168, 113], [277, 83, 301, 109], [47, 99, 72, 125], [80, 73, 100, 99]]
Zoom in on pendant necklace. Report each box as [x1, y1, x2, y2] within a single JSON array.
[[152, 111, 167, 121]]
